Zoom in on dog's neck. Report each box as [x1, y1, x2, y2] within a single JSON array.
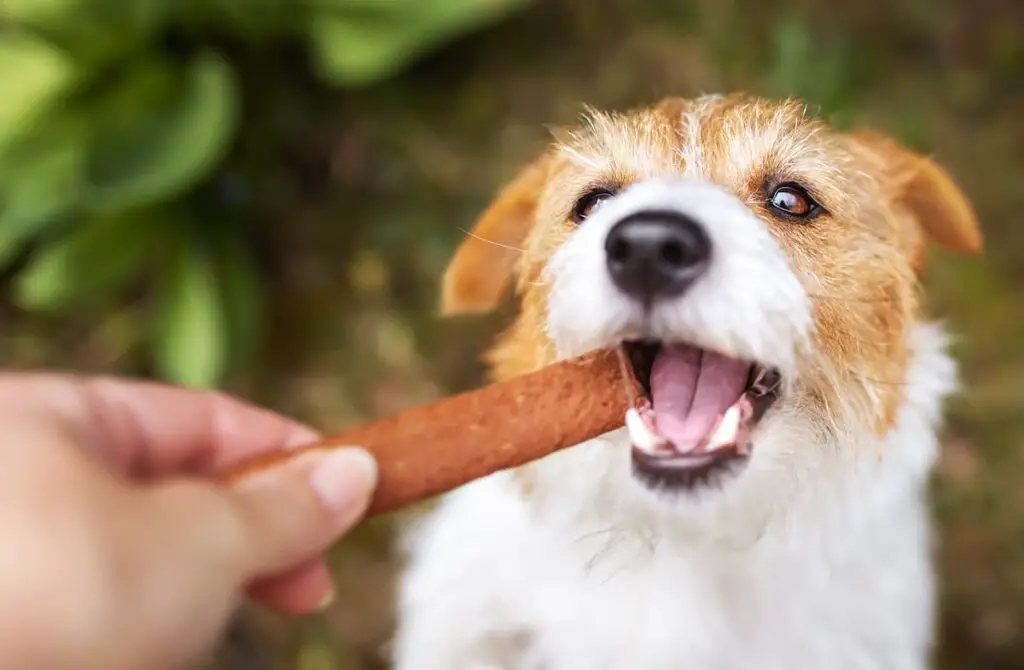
[[498, 322, 954, 567]]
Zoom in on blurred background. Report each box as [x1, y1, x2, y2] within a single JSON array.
[[0, 0, 1021, 668]]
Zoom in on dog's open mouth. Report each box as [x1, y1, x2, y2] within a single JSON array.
[[621, 341, 782, 490]]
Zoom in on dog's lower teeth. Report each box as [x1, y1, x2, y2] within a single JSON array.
[[707, 405, 741, 450], [626, 408, 666, 453]]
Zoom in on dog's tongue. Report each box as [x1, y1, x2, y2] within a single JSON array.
[[650, 344, 749, 450]]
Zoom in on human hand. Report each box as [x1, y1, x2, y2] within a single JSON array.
[[0, 373, 378, 670]]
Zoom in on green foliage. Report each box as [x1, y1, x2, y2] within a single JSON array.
[[767, 17, 857, 125], [311, 0, 529, 85], [154, 239, 227, 388], [82, 53, 238, 212], [0, 0, 528, 387], [0, 34, 76, 149], [13, 210, 152, 310]]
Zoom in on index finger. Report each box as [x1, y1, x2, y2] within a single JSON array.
[[0, 373, 319, 478]]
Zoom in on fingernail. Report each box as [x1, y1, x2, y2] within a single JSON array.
[[309, 447, 378, 513]]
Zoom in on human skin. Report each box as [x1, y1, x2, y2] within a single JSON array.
[[0, 373, 378, 670]]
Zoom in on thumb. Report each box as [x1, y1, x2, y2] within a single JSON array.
[[227, 447, 379, 579], [102, 448, 378, 670]]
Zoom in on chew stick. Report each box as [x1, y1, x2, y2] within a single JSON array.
[[223, 349, 638, 517]]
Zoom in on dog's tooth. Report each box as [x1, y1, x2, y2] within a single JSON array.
[[707, 405, 741, 450], [626, 408, 664, 452]]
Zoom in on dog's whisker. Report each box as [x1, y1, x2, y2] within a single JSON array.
[[457, 228, 526, 253], [615, 346, 641, 410], [572, 527, 620, 545], [846, 375, 911, 387], [599, 544, 650, 586], [583, 528, 628, 573], [808, 293, 900, 304]]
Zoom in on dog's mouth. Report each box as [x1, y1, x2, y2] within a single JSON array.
[[621, 340, 782, 491]]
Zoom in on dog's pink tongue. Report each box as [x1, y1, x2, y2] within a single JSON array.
[[650, 344, 749, 449]]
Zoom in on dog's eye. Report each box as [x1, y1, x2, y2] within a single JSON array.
[[571, 189, 615, 223], [768, 184, 820, 219]]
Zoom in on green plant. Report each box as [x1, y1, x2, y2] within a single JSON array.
[[0, 0, 528, 387], [766, 16, 858, 126]]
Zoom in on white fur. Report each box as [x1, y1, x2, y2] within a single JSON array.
[[390, 177, 956, 669]]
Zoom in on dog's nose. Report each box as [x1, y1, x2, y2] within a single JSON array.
[[605, 210, 710, 301]]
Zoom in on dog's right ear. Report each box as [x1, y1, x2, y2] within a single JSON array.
[[441, 153, 553, 316], [845, 131, 982, 270]]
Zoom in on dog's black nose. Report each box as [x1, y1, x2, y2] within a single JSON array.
[[605, 210, 711, 301]]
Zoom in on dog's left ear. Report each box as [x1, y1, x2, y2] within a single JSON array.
[[848, 132, 982, 267], [441, 152, 554, 315]]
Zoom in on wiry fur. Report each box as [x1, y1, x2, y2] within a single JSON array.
[[392, 95, 982, 670]]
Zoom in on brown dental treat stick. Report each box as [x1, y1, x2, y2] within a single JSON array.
[[223, 349, 638, 517]]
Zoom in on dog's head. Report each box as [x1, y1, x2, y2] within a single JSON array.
[[441, 95, 980, 520]]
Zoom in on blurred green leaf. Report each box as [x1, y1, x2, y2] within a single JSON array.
[[0, 114, 86, 250], [84, 52, 239, 212], [0, 33, 76, 150], [216, 231, 265, 371], [1, 0, 81, 23], [770, 18, 812, 98], [4, 0, 170, 65], [3, 0, 167, 27], [154, 241, 227, 388], [310, 0, 528, 86], [0, 143, 80, 268], [13, 211, 152, 311], [0, 139, 82, 227], [0, 221, 36, 269], [768, 17, 855, 115], [179, 0, 297, 39]]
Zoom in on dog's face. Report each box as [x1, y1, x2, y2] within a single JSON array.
[[442, 95, 980, 511]]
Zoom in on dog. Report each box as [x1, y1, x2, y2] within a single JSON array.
[[390, 94, 982, 670]]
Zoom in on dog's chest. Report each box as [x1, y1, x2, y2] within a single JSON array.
[[475, 497, 931, 670], [511, 532, 859, 670], [396, 475, 933, 670]]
